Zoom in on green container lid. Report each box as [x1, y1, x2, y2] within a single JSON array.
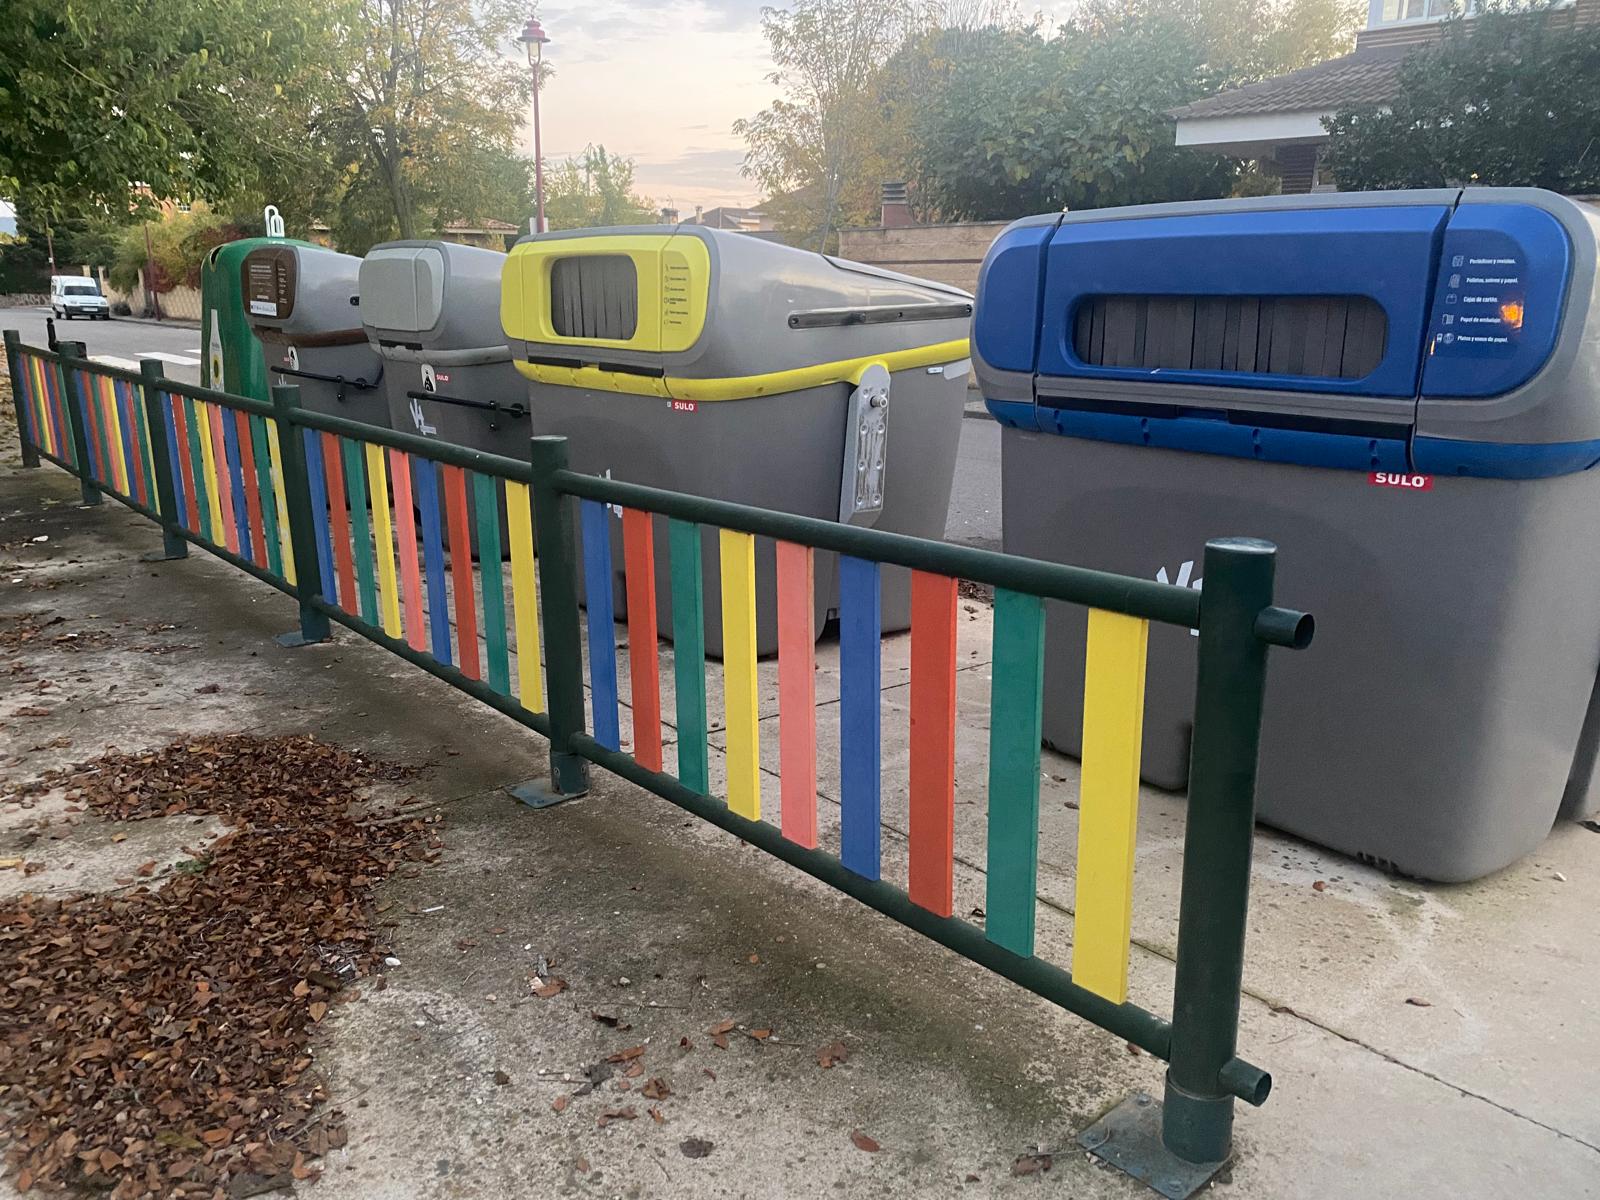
[[199, 236, 318, 399]]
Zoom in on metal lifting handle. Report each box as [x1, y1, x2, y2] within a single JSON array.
[[406, 389, 528, 421], [271, 363, 382, 391]]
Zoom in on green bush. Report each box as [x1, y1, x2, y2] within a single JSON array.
[[108, 206, 232, 294]]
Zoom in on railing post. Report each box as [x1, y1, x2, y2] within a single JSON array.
[[56, 341, 100, 506], [270, 383, 331, 647], [1162, 537, 1278, 1165], [138, 359, 188, 560], [528, 435, 590, 799], [4, 330, 41, 468]]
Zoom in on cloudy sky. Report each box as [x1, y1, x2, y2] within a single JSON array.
[[523, 0, 779, 213]]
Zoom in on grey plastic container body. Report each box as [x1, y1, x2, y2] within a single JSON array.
[[359, 241, 531, 452], [976, 187, 1600, 882], [241, 245, 387, 427], [527, 362, 969, 656], [1002, 430, 1600, 883], [505, 224, 973, 656]]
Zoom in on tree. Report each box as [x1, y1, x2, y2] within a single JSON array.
[[543, 147, 655, 231], [320, 0, 538, 245], [1322, 2, 1600, 192], [735, 0, 930, 249], [0, 0, 335, 215], [902, 0, 1361, 221]]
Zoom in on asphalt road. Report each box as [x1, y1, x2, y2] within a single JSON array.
[[2, 306, 204, 386], [2, 306, 1004, 550]]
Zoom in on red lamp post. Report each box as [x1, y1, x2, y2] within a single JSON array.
[[518, 16, 551, 234]]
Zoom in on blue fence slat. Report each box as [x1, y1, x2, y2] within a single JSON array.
[[161, 397, 188, 528], [220, 410, 252, 561], [581, 499, 621, 751], [839, 554, 882, 880], [413, 457, 452, 665], [302, 429, 337, 607]]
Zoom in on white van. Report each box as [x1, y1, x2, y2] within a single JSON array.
[[50, 275, 110, 321]]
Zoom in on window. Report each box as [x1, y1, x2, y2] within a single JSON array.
[[1072, 294, 1388, 380], [550, 255, 639, 340], [63, 282, 100, 296]]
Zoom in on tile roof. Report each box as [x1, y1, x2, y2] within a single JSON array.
[[1171, 44, 1411, 121]]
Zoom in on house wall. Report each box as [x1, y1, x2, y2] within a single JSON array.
[[835, 221, 1009, 295]]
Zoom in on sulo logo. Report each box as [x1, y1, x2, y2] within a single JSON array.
[[1156, 559, 1203, 637], [1369, 471, 1433, 491]]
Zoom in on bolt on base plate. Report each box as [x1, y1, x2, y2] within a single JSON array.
[[506, 779, 582, 809], [1077, 1092, 1229, 1200]]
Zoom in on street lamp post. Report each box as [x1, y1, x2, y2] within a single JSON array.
[[518, 16, 551, 234]]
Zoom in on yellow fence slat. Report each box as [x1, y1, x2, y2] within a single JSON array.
[[1072, 608, 1150, 1004], [719, 528, 760, 819], [195, 401, 226, 545], [365, 442, 403, 638], [505, 481, 545, 712], [265, 420, 296, 586]]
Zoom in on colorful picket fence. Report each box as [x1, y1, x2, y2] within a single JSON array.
[[574, 510, 1150, 1003], [6, 331, 1310, 1180]]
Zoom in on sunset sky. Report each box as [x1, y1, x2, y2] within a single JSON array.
[[524, 0, 779, 214]]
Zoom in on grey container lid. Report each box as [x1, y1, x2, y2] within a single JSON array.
[[241, 244, 365, 342], [359, 240, 510, 352]]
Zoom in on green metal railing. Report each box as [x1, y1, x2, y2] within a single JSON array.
[[4, 328, 1312, 1194]]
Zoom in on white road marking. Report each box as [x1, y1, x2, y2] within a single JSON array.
[[136, 351, 203, 366], [89, 355, 140, 370]]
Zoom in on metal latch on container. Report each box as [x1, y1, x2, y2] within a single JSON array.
[[840, 363, 889, 525]]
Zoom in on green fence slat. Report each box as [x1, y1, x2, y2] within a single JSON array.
[[182, 396, 211, 537], [249, 413, 283, 577], [342, 437, 379, 625], [984, 588, 1046, 957], [668, 518, 710, 793], [474, 471, 510, 694]]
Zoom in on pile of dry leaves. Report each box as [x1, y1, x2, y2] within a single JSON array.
[[0, 734, 431, 1197]]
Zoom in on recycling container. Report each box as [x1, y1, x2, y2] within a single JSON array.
[[240, 244, 387, 427], [360, 241, 529, 450], [974, 186, 1600, 882], [501, 225, 973, 655], [200, 237, 316, 400]]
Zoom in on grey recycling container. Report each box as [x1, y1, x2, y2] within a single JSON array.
[[240, 244, 387, 426], [501, 225, 973, 655], [360, 241, 529, 452], [974, 186, 1600, 882]]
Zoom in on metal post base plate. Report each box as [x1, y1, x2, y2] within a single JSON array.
[[273, 629, 330, 648], [1078, 1092, 1228, 1200], [140, 549, 188, 563], [506, 778, 585, 809]]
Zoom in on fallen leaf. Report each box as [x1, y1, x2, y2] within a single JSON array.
[[531, 977, 568, 999], [850, 1130, 881, 1153], [552, 1095, 569, 1114], [493, 1069, 511, 1086], [592, 1011, 632, 1031], [606, 1044, 646, 1063], [597, 1106, 638, 1127], [135, 860, 157, 876], [308, 1001, 328, 1021], [1012, 1153, 1053, 1176], [649, 1105, 664, 1124], [1405, 996, 1432, 1007], [641, 1077, 671, 1100], [576, 1156, 590, 1173], [1312, 880, 1327, 892], [680, 1137, 714, 1159], [816, 1041, 849, 1069]]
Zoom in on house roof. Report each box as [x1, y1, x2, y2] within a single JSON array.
[[1170, 43, 1411, 121], [688, 206, 761, 229]]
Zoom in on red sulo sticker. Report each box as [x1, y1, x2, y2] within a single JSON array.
[[670, 400, 697, 413], [1369, 471, 1433, 491]]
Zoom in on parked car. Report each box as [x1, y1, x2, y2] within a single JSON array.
[[51, 275, 111, 320]]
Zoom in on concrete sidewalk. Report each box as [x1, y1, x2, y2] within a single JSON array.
[[3, 432, 1598, 1198]]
